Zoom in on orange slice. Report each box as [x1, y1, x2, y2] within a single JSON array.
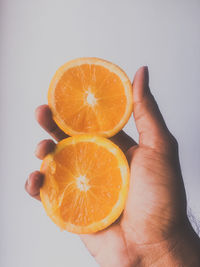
[[40, 135, 129, 234], [48, 57, 133, 137]]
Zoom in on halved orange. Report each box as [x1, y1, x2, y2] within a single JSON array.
[[40, 135, 129, 233], [48, 57, 133, 137]]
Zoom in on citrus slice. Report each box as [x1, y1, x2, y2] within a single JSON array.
[[48, 57, 133, 137], [40, 135, 129, 234]]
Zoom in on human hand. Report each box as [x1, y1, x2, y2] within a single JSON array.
[[25, 67, 200, 267]]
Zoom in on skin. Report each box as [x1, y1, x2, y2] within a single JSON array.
[[25, 67, 200, 266]]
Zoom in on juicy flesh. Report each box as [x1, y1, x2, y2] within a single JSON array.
[[42, 142, 122, 226], [54, 64, 127, 133]]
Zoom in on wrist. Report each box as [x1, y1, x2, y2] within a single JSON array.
[[138, 218, 200, 267]]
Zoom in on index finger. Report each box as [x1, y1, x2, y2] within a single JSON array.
[[35, 105, 68, 141]]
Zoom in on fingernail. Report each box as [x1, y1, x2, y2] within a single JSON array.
[[143, 66, 149, 87], [27, 177, 31, 185]]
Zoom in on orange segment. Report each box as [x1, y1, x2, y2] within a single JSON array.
[[40, 135, 129, 234], [48, 58, 133, 137]]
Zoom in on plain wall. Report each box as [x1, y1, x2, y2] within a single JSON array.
[[0, 1, 200, 266]]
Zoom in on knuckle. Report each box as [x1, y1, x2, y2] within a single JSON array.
[[169, 134, 178, 147], [165, 133, 179, 152]]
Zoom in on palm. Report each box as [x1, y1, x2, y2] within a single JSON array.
[[80, 143, 186, 266]]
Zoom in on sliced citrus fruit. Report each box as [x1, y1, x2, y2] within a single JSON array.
[[40, 135, 129, 234], [48, 57, 133, 137]]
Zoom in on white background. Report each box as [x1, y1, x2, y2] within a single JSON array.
[[0, 1, 200, 266]]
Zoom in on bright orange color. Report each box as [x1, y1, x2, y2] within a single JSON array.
[[40, 135, 129, 234], [48, 57, 133, 137]]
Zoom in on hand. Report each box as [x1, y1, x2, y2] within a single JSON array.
[[25, 67, 200, 267]]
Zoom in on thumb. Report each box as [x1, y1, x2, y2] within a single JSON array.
[[132, 66, 176, 153]]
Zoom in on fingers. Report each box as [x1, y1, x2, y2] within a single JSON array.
[[26, 139, 56, 200], [110, 130, 137, 153], [25, 171, 44, 201], [132, 66, 177, 153], [35, 105, 68, 141], [35, 139, 56, 159]]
